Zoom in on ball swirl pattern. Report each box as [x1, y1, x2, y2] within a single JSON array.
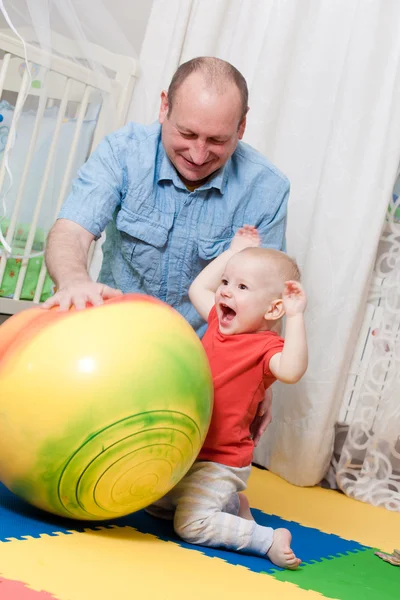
[[58, 411, 202, 519]]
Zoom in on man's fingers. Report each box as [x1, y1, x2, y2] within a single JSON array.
[[257, 400, 267, 417], [41, 284, 121, 312], [252, 420, 263, 447], [103, 285, 123, 299], [253, 416, 271, 446], [250, 388, 273, 446], [258, 389, 272, 416], [41, 296, 58, 309], [58, 295, 74, 311], [87, 293, 105, 307]]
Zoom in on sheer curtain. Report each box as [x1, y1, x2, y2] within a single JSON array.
[[0, 0, 138, 277], [130, 0, 400, 489], [334, 179, 400, 510]]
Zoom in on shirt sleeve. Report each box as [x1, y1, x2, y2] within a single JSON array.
[[58, 133, 125, 240], [207, 304, 218, 325], [257, 178, 289, 252], [262, 333, 285, 376]]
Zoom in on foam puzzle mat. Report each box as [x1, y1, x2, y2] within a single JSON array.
[[0, 467, 398, 599]]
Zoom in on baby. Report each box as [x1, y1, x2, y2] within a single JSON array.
[[147, 226, 308, 569]]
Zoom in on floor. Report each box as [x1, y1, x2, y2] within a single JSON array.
[[0, 467, 398, 600]]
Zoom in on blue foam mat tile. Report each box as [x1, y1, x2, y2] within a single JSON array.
[[0, 483, 370, 575], [250, 509, 369, 565]]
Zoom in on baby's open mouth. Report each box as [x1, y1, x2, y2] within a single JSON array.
[[220, 303, 236, 322]]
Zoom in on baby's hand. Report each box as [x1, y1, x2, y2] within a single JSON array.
[[283, 281, 307, 317], [230, 225, 260, 253]]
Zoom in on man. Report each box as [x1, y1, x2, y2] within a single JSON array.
[[44, 57, 290, 442]]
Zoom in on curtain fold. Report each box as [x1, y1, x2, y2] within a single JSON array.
[[129, 0, 400, 488], [334, 181, 400, 510]]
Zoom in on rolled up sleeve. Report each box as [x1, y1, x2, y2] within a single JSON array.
[[252, 178, 290, 252], [58, 134, 124, 240]]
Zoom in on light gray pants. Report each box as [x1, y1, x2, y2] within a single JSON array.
[[146, 461, 274, 556]]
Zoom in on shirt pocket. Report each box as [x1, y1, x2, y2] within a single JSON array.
[[116, 205, 173, 292], [197, 224, 233, 261]]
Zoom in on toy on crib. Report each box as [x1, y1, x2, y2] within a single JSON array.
[[0, 294, 213, 521]]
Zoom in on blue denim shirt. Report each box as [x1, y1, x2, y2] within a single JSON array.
[[59, 121, 289, 337]]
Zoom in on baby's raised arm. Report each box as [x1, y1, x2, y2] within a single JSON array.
[[268, 281, 308, 383], [189, 226, 260, 320]]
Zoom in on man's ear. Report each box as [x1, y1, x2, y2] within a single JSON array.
[[264, 299, 285, 321], [238, 113, 247, 139], [159, 90, 169, 124], [237, 106, 249, 139]]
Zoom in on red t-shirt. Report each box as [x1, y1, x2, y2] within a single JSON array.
[[198, 306, 284, 468]]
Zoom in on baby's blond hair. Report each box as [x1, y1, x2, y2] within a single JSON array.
[[237, 247, 300, 295]]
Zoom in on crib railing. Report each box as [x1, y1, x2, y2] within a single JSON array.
[[0, 29, 137, 315]]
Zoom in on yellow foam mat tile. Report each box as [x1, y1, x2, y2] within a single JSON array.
[[247, 468, 400, 552], [0, 527, 324, 600]]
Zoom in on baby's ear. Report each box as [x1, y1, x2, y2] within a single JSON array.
[[264, 299, 285, 321]]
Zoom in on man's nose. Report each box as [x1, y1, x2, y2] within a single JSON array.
[[189, 141, 209, 165]]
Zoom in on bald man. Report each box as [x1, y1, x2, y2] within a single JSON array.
[[45, 56, 290, 440]]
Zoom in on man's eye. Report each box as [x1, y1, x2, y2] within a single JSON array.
[[180, 132, 196, 139], [238, 284, 247, 290]]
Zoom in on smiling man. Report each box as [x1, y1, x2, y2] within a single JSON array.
[[44, 56, 289, 443], [45, 56, 289, 338]]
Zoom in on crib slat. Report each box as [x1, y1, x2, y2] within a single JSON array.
[[0, 66, 30, 194], [0, 53, 12, 286], [0, 65, 31, 287], [13, 77, 75, 301], [0, 30, 138, 313], [0, 53, 11, 98], [33, 84, 93, 304], [0, 71, 50, 290]]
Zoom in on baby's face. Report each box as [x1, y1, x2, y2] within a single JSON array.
[[215, 253, 277, 335]]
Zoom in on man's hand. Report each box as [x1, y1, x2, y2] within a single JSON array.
[[42, 281, 123, 311], [250, 387, 273, 446]]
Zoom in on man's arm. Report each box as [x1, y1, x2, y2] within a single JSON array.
[[269, 281, 308, 383], [189, 225, 260, 321], [43, 131, 127, 310], [46, 219, 94, 288], [43, 219, 122, 310]]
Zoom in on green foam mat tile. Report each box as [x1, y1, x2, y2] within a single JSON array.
[[269, 548, 398, 600]]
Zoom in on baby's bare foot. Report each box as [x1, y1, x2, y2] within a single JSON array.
[[267, 528, 301, 570], [230, 225, 260, 252], [238, 493, 254, 521]]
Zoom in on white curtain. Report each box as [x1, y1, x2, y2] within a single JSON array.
[[334, 182, 400, 510], [129, 0, 400, 487]]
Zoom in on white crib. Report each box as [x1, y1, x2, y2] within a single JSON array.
[[0, 28, 137, 316]]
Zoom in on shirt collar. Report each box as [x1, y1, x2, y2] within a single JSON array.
[[156, 142, 229, 195]]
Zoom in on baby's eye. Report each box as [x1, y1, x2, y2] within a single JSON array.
[[221, 279, 228, 285], [238, 284, 248, 290]]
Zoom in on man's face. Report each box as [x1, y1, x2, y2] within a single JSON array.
[[159, 73, 247, 187]]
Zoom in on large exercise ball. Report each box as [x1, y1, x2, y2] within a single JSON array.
[[0, 294, 213, 520]]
